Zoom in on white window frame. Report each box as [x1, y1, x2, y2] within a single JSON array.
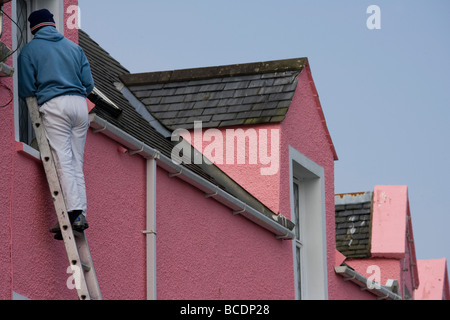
[[289, 146, 328, 300], [12, 0, 63, 150]]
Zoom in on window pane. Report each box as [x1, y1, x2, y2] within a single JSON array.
[[296, 245, 301, 300], [293, 182, 300, 240], [17, 0, 36, 146]]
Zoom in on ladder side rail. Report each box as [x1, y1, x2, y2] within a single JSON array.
[[75, 231, 102, 300]]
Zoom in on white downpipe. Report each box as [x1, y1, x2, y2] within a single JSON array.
[[144, 158, 157, 300]]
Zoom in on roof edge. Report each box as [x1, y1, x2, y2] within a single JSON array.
[[120, 57, 308, 86]]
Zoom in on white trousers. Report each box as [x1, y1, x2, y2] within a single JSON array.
[[40, 95, 89, 216]]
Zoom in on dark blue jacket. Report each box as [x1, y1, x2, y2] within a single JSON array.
[[18, 26, 94, 105]]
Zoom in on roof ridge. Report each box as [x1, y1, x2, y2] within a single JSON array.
[[120, 57, 307, 86]]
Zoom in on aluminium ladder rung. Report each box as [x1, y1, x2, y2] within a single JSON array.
[[26, 97, 102, 300]]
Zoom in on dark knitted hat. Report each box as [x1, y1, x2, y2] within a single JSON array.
[[28, 9, 56, 34]]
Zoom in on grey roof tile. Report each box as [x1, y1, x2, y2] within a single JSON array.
[[270, 115, 286, 122], [227, 105, 253, 113], [178, 109, 203, 118], [220, 119, 250, 127], [120, 58, 306, 130], [235, 110, 262, 119], [212, 113, 237, 121], [193, 99, 220, 109]]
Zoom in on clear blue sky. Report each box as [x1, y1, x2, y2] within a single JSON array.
[[79, 0, 450, 274]]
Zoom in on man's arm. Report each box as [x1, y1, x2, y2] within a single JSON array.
[[18, 53, 37, 99], [80, 49, 94, 96]]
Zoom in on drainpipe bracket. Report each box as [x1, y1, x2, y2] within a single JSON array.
[[233, 206, 246, 215], [205, 189, 218, 199], [129, 143, 145, 155], [275, 233, 291, 240], [92, 123, 107, 134], [168, 168, 183, 178]]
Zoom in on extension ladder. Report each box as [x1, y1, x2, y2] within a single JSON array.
[[26, 97, 102, 300]]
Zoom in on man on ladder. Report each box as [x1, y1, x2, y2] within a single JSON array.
[[18, 9, 94, 239]]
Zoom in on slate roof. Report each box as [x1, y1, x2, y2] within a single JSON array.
[[335, 192, 373, 259], [79, 29, 294, 232], [119, 58, 307, 130]]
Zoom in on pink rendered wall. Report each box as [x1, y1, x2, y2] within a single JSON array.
[[184, 122, 282, 214], [81, 132, 147, 300], [155, 165, 295, 300], [0, 2, 14, 300], [416, 259, 450, 300], [346, 258, 402, 291], [371, 185, 408, 258], [64, 0, 79, 43]]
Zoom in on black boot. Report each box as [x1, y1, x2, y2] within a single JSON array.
[[69, 210, 83, 224], [50, 210, 84, 240]]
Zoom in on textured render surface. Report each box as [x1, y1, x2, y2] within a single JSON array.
[[0, 2, 14, 300], [416, 258, 450, 300], [82, 132, 147, 300], [187, 122, 282, 214], [64, 0, 79, 43], [155, 166, 294, 300]]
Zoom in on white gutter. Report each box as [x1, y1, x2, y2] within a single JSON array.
[[89, 113, 295, 240]]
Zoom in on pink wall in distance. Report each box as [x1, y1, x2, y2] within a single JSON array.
[[343, 186, 421, 299], [371, 185, 409, 258], [155, 165, 295, 299], [416, 258, 450, 300]]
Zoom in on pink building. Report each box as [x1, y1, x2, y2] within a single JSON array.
[[335, 186, 450, 300], [416, 259, 450, 300], [0, 0, 447, 301]]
